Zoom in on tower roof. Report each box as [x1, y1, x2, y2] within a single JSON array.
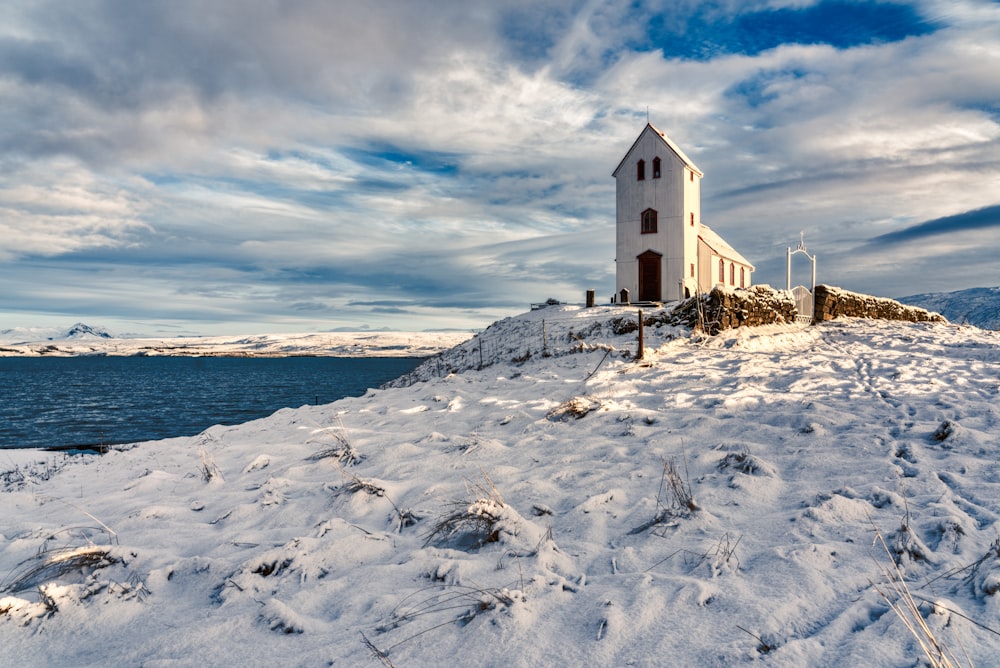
[[612, 123, 703, 178]]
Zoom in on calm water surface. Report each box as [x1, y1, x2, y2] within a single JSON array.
[[0, 356, 422, 450]]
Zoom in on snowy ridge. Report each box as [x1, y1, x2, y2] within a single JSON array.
[[3, 307, 1000, 666], [901, 286, 1000, 330], [0, 330, 472, 357], [0, 323, 112, 344]]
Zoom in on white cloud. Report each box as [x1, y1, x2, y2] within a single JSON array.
[[0, 1, 998, 331]]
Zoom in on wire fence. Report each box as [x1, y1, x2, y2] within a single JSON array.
[[386, 311, 637, 388]]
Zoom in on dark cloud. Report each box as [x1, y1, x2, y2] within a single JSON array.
[[869, 204, 1000, 245]]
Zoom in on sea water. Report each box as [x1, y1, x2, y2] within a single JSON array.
[[0, 356, 422, 450]]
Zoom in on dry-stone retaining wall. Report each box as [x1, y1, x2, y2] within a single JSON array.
[[813, 285, 945, 323], [640, 284, 945, 335], [647, 285, 796, 335], [703, 285, 798, 332]]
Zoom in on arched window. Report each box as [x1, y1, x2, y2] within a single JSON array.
[[641, 208, 657, 234], [730, 263, 735, 285], [652, 157, 661, 179], [637, 159, 645, 181], [740, 267, 745, 288], [719, 258, 725, 282]]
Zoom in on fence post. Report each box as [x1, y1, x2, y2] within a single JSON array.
[[542, 320, 548, 357], [586, 289, 595, 308], [636, 308, 644, 360]]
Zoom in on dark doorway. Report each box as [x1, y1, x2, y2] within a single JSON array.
[[637, 250, 661, 302]]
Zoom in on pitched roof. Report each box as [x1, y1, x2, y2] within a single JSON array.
[[612, 123, 703, 178], [698, 223, 755, 270]]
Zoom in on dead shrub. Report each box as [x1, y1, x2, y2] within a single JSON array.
[[424, 472, 509, 549], [630, 456, 698, 535]]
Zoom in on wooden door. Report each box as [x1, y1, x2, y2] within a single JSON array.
[[637, 251, 661, 302]]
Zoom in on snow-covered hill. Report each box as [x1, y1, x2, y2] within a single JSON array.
[[2, 306, 1000, 666], [900, 286, 1000, 330], [0, 323, 111, 344], [0, 327, 472, 357]]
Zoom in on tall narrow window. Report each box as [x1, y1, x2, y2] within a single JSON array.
[[740, 267, 745, 288], [730, 263, 735, 285], [690, 171, 694, 182], [652, 157, 661, 179], [690, 212, 694, 226], [641, 208, 658, 234], [719, 258, 725, 282], [690, 263, 695, 278], [637, 159, 645, 181]]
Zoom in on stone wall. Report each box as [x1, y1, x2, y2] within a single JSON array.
[[703, 285, 798, 333], [651, 285, 797, 335], [643, 284, 945, 335], [813, 285, 946, 323]]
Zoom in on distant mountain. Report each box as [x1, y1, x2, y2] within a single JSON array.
[[63, 323, 113, 339], [0, 323, 114, 344], [899, 286, 1000, 330]]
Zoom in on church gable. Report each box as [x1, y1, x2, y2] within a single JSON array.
[[612, 123, 703, 179]]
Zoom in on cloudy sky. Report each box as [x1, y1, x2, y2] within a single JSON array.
[[1, 0, 998, 335]]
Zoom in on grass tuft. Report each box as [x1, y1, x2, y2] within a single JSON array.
[[307, 418, 362, 465], [630, 456, 698, 535], [869, 518, 964, 667], [424, 471, 507, 548]]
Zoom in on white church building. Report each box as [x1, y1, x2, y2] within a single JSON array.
[[614, 123, 754, 302]]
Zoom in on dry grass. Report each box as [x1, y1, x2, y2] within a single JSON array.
[[630, 456, 698, 535], [1, 545, 118, 595], [372, 582, 521, 658], [307, 418, 362, 466], [332, 472, 421, 533], [424, 471, 506, 548], [199, 446, 223, 483], [869, 519, 965, 668]]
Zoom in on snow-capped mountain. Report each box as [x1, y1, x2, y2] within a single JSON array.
[[63, 323, 113, 339], [900, 286, 1000, 330], [0, 323, 113, 344]]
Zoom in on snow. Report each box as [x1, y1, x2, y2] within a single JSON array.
[[0, 329, 472, 357], [3, 305, 1000, 666]]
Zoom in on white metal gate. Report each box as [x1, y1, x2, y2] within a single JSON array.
[[792, 285, 813, 324]]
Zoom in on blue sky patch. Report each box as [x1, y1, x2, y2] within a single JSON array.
[[645, 1, 936, 60], [342, 143, 460, 176]]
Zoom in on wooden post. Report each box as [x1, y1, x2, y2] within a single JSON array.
[[636, 308, 644, 360], [586, 289, 595, 308]]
